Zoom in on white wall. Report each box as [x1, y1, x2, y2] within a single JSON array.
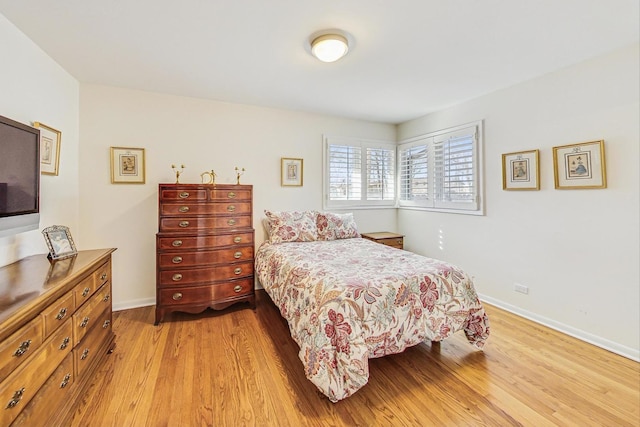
[[0, 14, 80, 267], [78, 85, 397, 309], [397, 43, 640, 359]]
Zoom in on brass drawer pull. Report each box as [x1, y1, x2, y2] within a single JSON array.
[[233, 236, 242, 243], [56, 307, 68, 320], [80, 317, 90, 328], [179, 191, 190, 199], [234, 251, 242, 259], [100, 273, 108, 281], [59, 337, 70, 350], [172, 273, 183, 281], [13, 340, 31, 357], [227, 192, 236, 199], [103, 294, 111, 302], [227, 219, 236, 226], [5, 387, 25, 409], [82, 287, 91, 297], [179, 221, 190, 228], [227, 205, 236, 212], [103, 320, 111, 329], [172, 256, 183, 264], [81, 348, 90, 360], [172, 292, 183, 301], [234, 285, 242, 293], [60, 373, 71, 389], [234, 267, 242, 275], [179, 206, 190, 213], [172, 240, 183, 247]]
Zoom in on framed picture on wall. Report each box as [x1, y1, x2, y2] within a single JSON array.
[[553, 140, 606, 189], [502, 149, 540, 190], [34, 122, 61, 176], [281, 157, 303, 186], [110, 146, 146, 184]]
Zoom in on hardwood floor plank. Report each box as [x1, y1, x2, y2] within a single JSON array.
[[67, 290, 640, 427]]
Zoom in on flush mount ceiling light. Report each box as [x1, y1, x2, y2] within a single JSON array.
[[310, 33, 349, 63]]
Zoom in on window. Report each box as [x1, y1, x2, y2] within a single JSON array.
[[398, 121, 483, 214], [324, 136, 396, 209]]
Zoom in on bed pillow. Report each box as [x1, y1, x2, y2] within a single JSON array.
[[264, 210, 318, 243], [316, 212, 360, 240]]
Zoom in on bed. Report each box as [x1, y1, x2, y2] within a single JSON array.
[[255, 210, 490, 402]]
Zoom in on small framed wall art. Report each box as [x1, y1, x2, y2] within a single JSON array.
[[281, 157, 303, 186], [42, 225, 77, 260], [110, 146, 146, 184], [34, 122, 61, 176], [553, 140, 606, 189], [502, 149, 540, 190]]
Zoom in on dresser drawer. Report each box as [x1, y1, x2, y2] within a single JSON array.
[[95, 260, 111, 288], [158, 246, 254, 268], [209, 188, 251, 201], [157, 232, 254, 251], [0, 318, 43, 384], [160, 201, 252, 216], [73, 283, 112, 345], [41, 290, 76, 338], [160, 188, 208, 201], [159, 278, 254, 306], [74, 310, 112, 378], [0, 321, 72, 426], [159, 215, 252, 232], [158, 261, 254, 286]]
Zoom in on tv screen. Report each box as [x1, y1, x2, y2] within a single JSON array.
[[0, 114, 40, 237]]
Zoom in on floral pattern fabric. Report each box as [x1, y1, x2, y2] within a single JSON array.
[[316, 212, 360, 240], [255, 238, 490, 402], [264, 210, 318, 243]]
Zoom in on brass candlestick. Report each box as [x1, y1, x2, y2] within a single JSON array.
[[235, 167, 245, 184], [171, 164, 185, 183]]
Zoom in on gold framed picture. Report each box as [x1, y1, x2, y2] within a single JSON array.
[[502, 149, 540, 190], [553, 140, 606, 189], [42, 225, 77, 260], [281, 157, 303, 186], [34, 122, 61, 176], [110, 146, 146, 184]]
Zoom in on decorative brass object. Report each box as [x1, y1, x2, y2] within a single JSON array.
[[171, 164, 185, 183], [235, 167, 245, 184], [200, 170, 216, 184]]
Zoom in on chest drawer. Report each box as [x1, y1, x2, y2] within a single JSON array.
[[41, 290, 76, 338], [158, 261, 253, 286], [159, 215, 252, 232], [159, 278, 254, 306], [158, 246, 254, 268], [160, 201, 252, 216], [209, 188, 251, 201], [0, 318, 43, 384], [160, 188, 208, 201], [73, 282, 112, 345], [157, 232, 254, 251]]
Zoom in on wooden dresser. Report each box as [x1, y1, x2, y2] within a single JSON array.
[[155, 184, 255, 324], [0, 248, 116, 426], [361, 232, 404, 250]]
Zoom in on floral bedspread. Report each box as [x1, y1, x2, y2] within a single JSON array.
[[254, 238, 490, 402]]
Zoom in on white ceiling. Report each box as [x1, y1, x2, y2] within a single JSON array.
[[1, 1, 638, 124]]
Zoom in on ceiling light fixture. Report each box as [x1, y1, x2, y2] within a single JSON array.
[[310, 33, 349, 63]]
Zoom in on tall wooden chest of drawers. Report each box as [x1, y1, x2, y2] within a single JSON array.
[[0, 248, 116, 426], [155, 184, 255, 324]]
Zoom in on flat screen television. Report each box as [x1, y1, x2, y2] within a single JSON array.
[[0, 114, 40, 238]]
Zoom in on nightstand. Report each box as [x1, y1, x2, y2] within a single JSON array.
[[361, 232, 404, 250]]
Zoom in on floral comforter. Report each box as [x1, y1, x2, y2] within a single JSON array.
[[254, 238, 490, 402]]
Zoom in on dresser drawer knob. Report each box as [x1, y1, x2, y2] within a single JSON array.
[[80, 317, 90, 328], [13, 340, 31, 357], [172, 292, 183, 301], [227, 205, 236, 212], [5, 387, 25, 409], [227, 192, 236, 199], [227, 219, 236, 226], [101, 273, 108, 281], [179, 192, 190, 199], [59, 337, 70, 350], [172, 256, 183, 264], [234, 267, 242, 275], [179, 221, 190, 228], [233, 236, 242, 243], [103, 294, 111, 302], [103, 320, 111, 329], [82, 287, 91, 297], [60, 373, 71, 389], [172, 273, 183, 281], [179, 206, 190, 213], [81, 348, 90, 360], [234, 285, 242, 293], [172, 240, 183, 247], [234, 251, 242, 259], [56, 307, 68, 320]]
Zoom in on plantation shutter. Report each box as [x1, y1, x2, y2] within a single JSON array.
[[399, 142, 429, 204], [328, 144, 361, 201], [366, 146, 395, 200]]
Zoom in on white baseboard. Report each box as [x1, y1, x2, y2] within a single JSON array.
[[113, 297, 155, 312], [479, 294, 639, 362]]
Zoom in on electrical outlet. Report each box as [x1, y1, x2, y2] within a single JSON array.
[[514, 283, 529, 294]]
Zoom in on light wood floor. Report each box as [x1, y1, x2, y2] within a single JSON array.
[[69, 290, 639, 426]]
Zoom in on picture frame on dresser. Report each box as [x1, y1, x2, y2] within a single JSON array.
[[42, 225, 77, 260]]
